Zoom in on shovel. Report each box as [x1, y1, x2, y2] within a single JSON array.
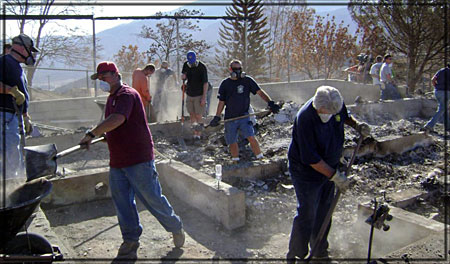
[[177, 81, 187, 149], [24, 137, 105, 181], [307, 135, 363, 261], [202, 110, 272, 133]]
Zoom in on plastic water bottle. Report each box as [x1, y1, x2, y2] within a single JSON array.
[[215, 164, 222, 189]]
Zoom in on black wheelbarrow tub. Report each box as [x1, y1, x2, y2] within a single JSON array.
[[0, 178, 52, 250]]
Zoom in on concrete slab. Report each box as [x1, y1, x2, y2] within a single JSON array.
[[223, 160, 284, 184], [40, 160, 245, 231], [357, 203, 446, 258], [389, 188, 433, 208], [156, 159, 246, 230], [42, 168, 110, 207]]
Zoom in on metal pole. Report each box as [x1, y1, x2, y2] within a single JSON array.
[[176, 18, 180, 81], [244, 17, 248, 68], [86, 70, 89, 94], [92, 16, 97, 97]]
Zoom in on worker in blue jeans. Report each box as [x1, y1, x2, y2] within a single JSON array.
[[286, 86, 370, 264], [81, 61, 184, 260], [424, 64, 450, 132]]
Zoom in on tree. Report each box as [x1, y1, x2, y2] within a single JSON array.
[[139, 9, 211, 65], [264, 0, 306, 82], [113, 45, 150, 73], [288, 10, 357, 79], [215, 0, 270, 79], [348, 0, 449, 93], [4, 0, 95, 99]]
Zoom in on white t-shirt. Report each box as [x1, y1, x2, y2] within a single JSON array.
[[369, 62, 383, 85], [380, 62, 392, 83]]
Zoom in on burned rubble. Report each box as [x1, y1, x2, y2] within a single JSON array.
[[43, 100, 448, 259], [150, 101, 448, 258]]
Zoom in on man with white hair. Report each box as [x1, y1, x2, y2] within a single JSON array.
[[286, 86, 370, 263]]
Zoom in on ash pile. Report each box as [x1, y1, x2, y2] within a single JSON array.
[[153, 101, 448, 257]]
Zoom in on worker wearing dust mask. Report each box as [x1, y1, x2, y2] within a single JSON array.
[[286, 86, 370, 263]]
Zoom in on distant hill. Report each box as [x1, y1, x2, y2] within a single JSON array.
[[33, 4, 356, 96]]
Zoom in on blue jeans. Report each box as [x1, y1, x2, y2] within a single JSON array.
[[0, 112, 24, 180], [109, 160, 183, 242], [288, 165, 335, 259], [224, 117, 255, 145], [381, 82, 401, 100], [425, 89, 450, 130]]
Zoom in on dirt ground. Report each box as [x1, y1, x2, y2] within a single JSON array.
[[26, 101, 449, 263]]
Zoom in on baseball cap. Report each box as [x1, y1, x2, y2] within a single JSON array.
[[187, 51, 196, 64], [12, 34, 40, 52], [91, 61, 119, 80]]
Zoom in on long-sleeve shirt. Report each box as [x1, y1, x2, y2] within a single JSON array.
[[132, 68, 150, 107]]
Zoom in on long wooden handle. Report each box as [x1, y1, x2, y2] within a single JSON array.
[[221, 110, 271, 124], [56, 136, 105, 159]]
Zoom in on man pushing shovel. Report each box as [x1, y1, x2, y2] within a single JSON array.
[[80, 61, 184, 259], [208, 59, 281, 162]]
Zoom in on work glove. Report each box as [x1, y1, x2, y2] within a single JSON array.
[[357, 122, 371, 138], [23, 115, 33, 135], [10, 86, 25, 106], [268, 101, 281, 114], [209, 116, 221, 127], [330, 169, 349, 192]]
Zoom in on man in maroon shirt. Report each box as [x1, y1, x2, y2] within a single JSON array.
[[80, 61, 184, 259]]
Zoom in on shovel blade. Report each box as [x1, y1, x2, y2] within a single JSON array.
[[24, 144, 57, 181]]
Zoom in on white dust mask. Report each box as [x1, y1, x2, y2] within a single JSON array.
[[99, 80, 111, 92], [318, 113, 333, 123]]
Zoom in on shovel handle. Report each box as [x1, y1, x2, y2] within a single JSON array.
[[56, 136, 105, 159], [308, 136, 364, 260], [204, 110, 271, 129]]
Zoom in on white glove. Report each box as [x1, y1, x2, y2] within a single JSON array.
[[330, 169, 349, 192], [357, 122, 371, 138]]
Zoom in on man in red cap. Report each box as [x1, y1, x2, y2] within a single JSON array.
[[80, 61, 185, 259]]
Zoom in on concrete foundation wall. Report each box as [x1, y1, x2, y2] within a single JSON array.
[[29, 80, 410, 126], [156, 159, 246, 230], [29, 96, 107, 129]]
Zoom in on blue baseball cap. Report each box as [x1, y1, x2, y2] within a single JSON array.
[[187, 51, 196, 64]]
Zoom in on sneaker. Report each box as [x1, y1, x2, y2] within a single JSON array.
[[172, 229, 185, 248], [117, 240, 139, 258]]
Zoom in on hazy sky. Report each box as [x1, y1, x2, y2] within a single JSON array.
[[1, 0, 349, 39]]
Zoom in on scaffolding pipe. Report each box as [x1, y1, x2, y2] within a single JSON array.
[[92, 17, 97, 97]]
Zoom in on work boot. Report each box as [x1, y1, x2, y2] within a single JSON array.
[[117, 240, 139, 259], [172, 229, 185, 248], [312, 251, 339, 264]]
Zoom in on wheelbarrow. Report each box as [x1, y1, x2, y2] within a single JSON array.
[[0, 178, 63, 262], [24, 137, 105, 181]]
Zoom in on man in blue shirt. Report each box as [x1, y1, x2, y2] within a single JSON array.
[[0, 33, 38, 180], [424, 64, 450, 132], [208, 59, 280, 162], [286, 86, 370, 263]]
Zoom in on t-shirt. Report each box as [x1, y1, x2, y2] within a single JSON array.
[[155, 68, 174, 88], [369, 62, 382, 85], [132, 69, 150, 106], [379, 63, 392, 83], [0, 54, 29, 113], [433, 67, 450, 91], [105, 84, 154, 168], [287, 98, 349, 182], [181, 61, 208, 97], [217, 76, 260, 119]]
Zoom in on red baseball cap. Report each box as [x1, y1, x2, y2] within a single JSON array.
[[91, 61, 119, 80]]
